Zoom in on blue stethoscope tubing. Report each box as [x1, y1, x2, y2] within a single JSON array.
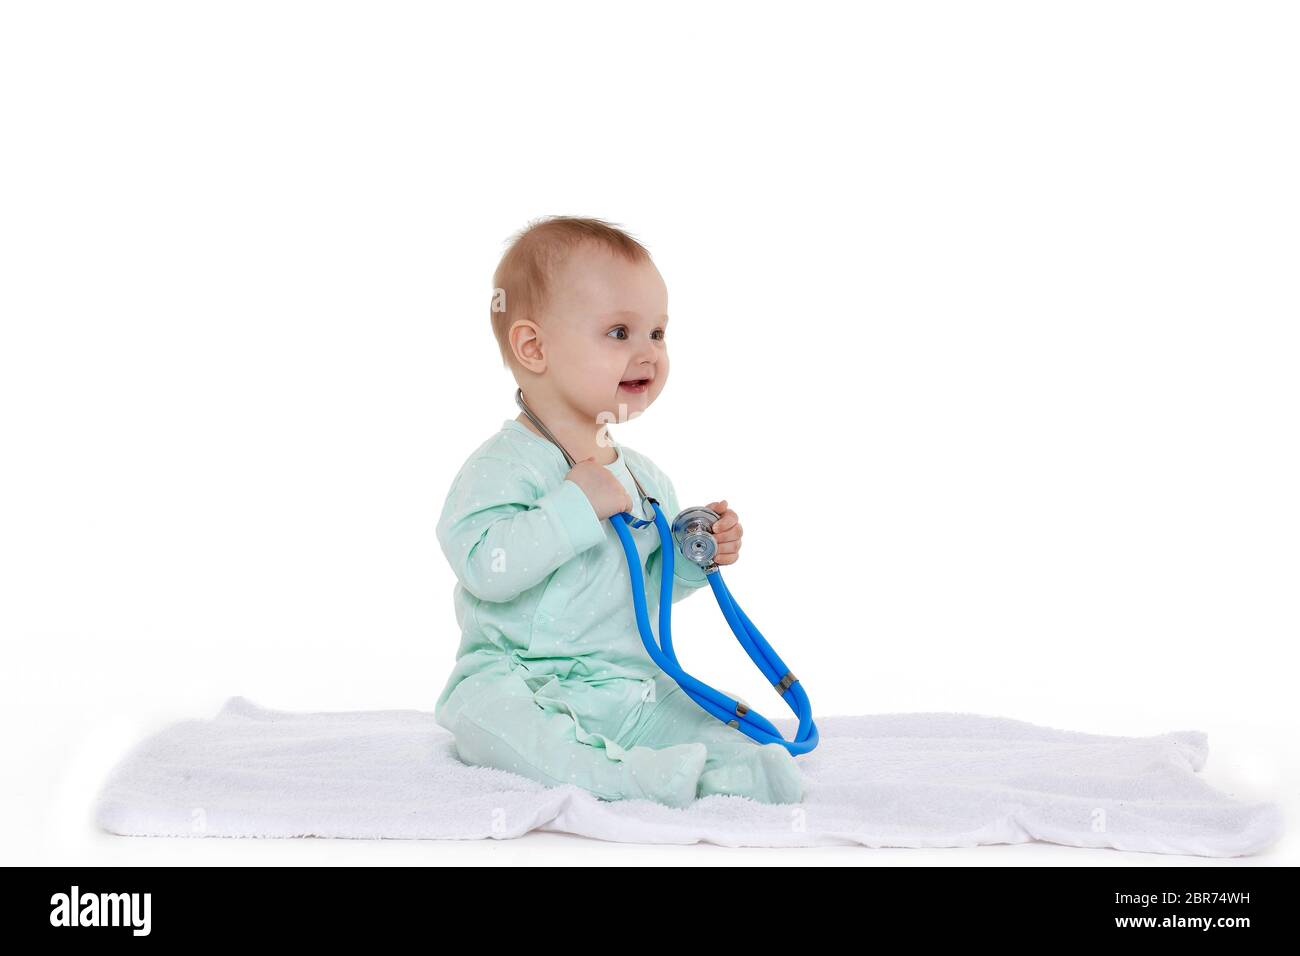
[[610, 500, 819, 756], [512, 386, 817, 755]]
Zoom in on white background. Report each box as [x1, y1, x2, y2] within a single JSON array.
[[2, 1, 1295, 866]]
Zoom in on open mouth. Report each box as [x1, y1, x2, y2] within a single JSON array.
[[619, 379, 650, 392]]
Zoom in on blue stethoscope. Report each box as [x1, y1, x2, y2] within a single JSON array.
[[516, 388, 819, 755]]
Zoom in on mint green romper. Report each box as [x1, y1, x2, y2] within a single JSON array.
[[432, 419, 804, 807]]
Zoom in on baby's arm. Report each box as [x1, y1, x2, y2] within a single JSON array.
[[436, 456, 605, 603]]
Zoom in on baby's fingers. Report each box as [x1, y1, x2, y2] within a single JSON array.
[[713, 524, 742, 546], [709, 504, 737, 531], [714, 535, 742, 555], [712, 540, 740, 565]]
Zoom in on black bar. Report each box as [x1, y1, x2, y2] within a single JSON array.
[[13, 865, 1291, 944]]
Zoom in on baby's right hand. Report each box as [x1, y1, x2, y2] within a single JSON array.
[[565, 457, 633, 520]]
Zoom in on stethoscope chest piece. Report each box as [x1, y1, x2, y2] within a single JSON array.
[[672, 506, 721, 573]]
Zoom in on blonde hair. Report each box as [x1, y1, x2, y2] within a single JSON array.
[[490, 216, 652, 369]]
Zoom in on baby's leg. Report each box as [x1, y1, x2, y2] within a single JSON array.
[[624, 681, 805, 805], [439, 668, 707, 808]]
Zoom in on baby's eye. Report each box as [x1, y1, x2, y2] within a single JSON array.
[[607, 326, 628, 341], [651, 329, 665, 341]]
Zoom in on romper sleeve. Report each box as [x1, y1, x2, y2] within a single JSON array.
[[436, 455, 607, 603], [643, 461, 711, 605]]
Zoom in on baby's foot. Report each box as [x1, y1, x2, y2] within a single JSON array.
[[699, 743, 804, 805], [756, 743, 805, 804], [620, 741, 707, 808]]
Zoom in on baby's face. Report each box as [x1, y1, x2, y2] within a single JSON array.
[[536, 244, 669, 430]]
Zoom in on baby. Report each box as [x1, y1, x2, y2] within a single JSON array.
[[432, 216, 804, 807]]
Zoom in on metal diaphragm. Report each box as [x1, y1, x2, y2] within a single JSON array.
[[672, 506, 722, 571]]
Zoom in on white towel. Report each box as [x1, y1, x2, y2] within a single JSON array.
[[93, 696, 1283, 856]]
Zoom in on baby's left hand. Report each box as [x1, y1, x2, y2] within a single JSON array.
[[707, 499, 742, 566]]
